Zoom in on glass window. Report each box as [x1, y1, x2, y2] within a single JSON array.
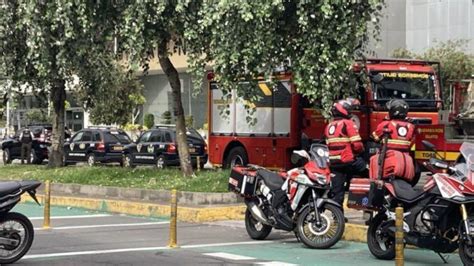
[[149, 131, 162, 142], [164, 132, 173, 143], [139, 131, 152, 143], [81, 131, 92, 141], [71, 132, 83, 142], [94, 132, 102, 142]]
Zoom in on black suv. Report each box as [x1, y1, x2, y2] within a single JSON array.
[[64, 127, 132, 166], [1, 125, 51, 164], [122, 126, 207, 168]]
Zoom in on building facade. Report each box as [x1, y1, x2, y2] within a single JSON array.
[[370, 0, 473, 57]]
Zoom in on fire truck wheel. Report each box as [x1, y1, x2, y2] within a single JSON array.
[[224, 146, 248, 168]]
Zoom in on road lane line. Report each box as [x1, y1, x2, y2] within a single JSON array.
[[34, 221, 169, 231], [22, 241, 274, 260], [204, 252, 255, 261], [29, 214, 112, 220]]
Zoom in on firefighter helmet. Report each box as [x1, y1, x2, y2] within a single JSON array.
[[331, 100, 352, 118], [386, 99, 409, 119]]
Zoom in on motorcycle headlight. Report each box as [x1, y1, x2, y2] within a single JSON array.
[[296, 175, 313, 186]]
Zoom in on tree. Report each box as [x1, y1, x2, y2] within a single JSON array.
[[118, 1, 383, 176], [391, 40, 474, 102], [0, 1, 123, 167], [144, 113, 155, 129]]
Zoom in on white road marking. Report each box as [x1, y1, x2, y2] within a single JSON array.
[[34, 221, 169, 231], [29, 214, 112, 220], [22, 240, 274, 260], [256, 262, 298, 266], [204, 252, 255, 261]]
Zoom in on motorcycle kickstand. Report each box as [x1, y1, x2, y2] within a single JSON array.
[[436, 252, 448, 264], [294, 230, 301, 243]]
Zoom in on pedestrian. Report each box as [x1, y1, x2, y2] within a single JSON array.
[[325, 99, 368, 213], [19, 128, 34, 164], [371, 99, 416, 182]]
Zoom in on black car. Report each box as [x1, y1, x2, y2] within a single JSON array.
[[1, 126, 50, 164], [123, 126, 208, 169], [64, 127, 132, 166]]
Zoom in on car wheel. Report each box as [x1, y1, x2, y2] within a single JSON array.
[[3, 148, 12, 165], [156, 155, 166, 169], [86, 153, 96, 167], [224, 146, 248, 169], [123, 154, 136, 168]]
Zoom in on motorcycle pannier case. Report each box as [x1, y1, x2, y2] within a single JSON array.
[[228, 166, 257, 197], [369, 150, 415, 182], [348, 178, 384, 211]]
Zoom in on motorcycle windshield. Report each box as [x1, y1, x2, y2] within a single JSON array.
[[460, 142, 474, 177], [309, 144, 330, 169]]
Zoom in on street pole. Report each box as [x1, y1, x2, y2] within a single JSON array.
[[168, 189, 178, 248], [395, 206, 404, 266], [43, 180, 51, 229]]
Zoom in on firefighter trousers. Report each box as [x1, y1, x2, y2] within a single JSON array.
[[330, 157, 368, 210]]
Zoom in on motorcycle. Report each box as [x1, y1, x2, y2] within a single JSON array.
[[228, 144, 345, 249], [351, 140, 474, 265], [0, 180, 41, 264]]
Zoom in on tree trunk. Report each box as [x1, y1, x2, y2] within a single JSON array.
[[48, 80, 66, 168], [158, 40, 193, 177]]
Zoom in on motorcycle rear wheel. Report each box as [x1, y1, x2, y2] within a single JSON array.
[[245, 209, 272, 240], [0, 212, 34, 264], [296, 204, 345, 249], [367, 213, 395, 260]]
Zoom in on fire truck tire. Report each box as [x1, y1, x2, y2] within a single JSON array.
[[224, 146, 248, 168]]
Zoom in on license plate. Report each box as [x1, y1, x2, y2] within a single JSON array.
[[189, 148, 195, 153], [113, 146, 123, 151]]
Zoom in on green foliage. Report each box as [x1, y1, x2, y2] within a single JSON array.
[[0, 165, 230, 192], [144, 113, 155, 129], [85, 64, 145, 126], [185, 1, 385, 111], [185, 115, 193, 128], [161, 111, 172, 124], [25, 109, 51, 124], [391, 40, 474, 103]]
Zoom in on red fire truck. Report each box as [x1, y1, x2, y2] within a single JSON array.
[[207, 58, 473, 169]]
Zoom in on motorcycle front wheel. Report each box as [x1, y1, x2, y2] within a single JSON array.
[[459, 231, 474, 265], [245, 209, 272, 240], [367, 212, 395, 260], [296, 204, 345, 249], [0, 212, 34, 264]]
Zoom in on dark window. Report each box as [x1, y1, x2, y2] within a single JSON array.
[[81, 131, 92, 141], [164, 132, 173, 143], [139, 131, 152, 143], [71, 132, 83, 142], [94, 132, 102, 142], [149, 131, 162, 142]]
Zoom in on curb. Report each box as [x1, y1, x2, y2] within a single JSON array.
[[21, 194, 246, 223], [21, 193, 369, 243]]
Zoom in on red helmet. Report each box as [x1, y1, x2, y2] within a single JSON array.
[[331, 100, 352, 118]]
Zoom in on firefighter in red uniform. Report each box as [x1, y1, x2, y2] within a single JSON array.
[[325, 99, 367, 209], [372, 99, 415, 154]]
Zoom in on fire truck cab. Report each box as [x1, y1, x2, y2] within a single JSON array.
[[207, 58, 468, 169]]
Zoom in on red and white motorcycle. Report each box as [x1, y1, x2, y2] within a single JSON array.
[[350, 141, 474, 265], [229, 144, 345, 249]]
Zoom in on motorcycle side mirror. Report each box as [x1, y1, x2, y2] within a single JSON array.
[[291, 150, 309, 166], [370, 73, 384, 84], [422, 140, 436, 151]]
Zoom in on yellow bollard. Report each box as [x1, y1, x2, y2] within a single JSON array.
[[43, 180, 51, 229], [167, 189, 178, 248], [197, 157, 201, 172], [395, 206, 404, 266]]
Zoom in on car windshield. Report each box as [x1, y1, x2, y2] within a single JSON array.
[[373, 72, 436, 108], [186, 128, 204, 142]]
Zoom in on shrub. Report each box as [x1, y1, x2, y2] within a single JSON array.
[[144, 113, 155, 129]]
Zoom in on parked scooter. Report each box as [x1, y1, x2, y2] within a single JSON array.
[[229, 144, 345, 249], [349, 139, 474, 265], [0, 181, 41, 264]]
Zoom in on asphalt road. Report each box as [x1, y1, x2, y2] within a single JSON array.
[[6, 203, 463, 266]]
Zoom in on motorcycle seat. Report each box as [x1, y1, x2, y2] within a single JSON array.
[[0, 182, 21, 198], [257, 169, 284, 190], [391, 179, 426, 203]]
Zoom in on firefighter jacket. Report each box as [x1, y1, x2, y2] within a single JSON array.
[[372, 119, 415, 152], [325, 118, 364, 164]]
